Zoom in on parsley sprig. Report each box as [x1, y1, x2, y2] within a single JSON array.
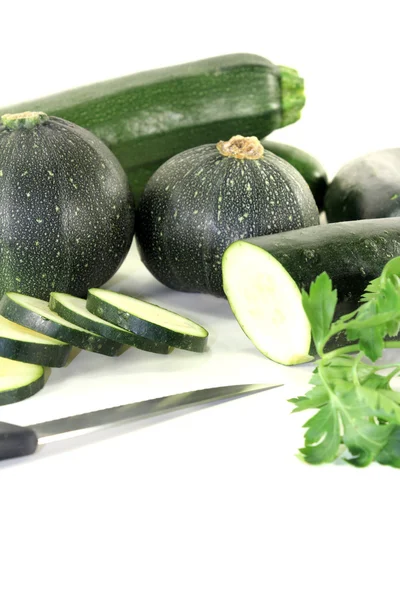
[[290, 257, 400, 468]]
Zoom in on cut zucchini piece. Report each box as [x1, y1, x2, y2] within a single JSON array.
[[0, 315, 71, 367], [0, 293, 125, 357], [86, 289, 209, 352], [0, 357, 45, 406], [222, 241, 312, 365], [49, 292, 172, 354]]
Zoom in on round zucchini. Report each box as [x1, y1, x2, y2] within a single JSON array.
[[324, 148, 400, 222], [261, 139, 328, 210], [0, 111, 134, 301], [136, 135, 319, 297], [0, 315, 71, 367], [0, 358, 45, 406], [86, 288, 209, 352], [0, 293, 125, 356], [49, 292, 172, 354]]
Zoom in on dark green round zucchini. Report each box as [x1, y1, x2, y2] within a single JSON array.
[[49, 292, 172, 354], [0, 111, 134, 301], [324, 149, 400, 222], [223, 217, 400, 312], [86, 288, 209, 352], [136, 135, 319, 297], [0, 293, 125, 356], [0, 54, 305, 176], [0, 358, 45, 406], [261, 139, 328, 210], [0, 315, 71, 367]]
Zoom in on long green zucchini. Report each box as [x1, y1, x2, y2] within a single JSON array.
[[0, 54, 305, 195], [223, 218, 400, 313], [222, 218, 400, 358]]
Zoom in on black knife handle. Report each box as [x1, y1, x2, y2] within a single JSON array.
[[0, 422, 38, 460]]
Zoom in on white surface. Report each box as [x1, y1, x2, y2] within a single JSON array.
[[1, 3, 400, 598]]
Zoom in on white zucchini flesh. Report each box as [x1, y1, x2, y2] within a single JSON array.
[[51, 294, 132, 331], [0, 358, 44, 393], [90, 289, 208, 338], [0, 315, 67, 345], [6, 294, 97, 334], [222, 241, 312, 365]]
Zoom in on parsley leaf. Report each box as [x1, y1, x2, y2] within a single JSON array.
[[301, 272, 337, 354], [289, 256, 400, 468]]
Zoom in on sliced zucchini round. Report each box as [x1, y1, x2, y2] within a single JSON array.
[[0, 357, 45, 406], [0, 315, 71, 367], [49, 292, 172, 355], [0, 293, 125, 357], [222, 241, 312, 365], [86, 288, 209, 352]]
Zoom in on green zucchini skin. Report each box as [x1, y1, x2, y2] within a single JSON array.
[[128, 141, 329, 209], [325, 149, 400, 222], [0, 113, 134, 301], [0, 323, 71, 367], [261, 139, 328, 210], [0, 336, 70, 367], [238, 218, 400, 310], [0, 294, 124, 356], [86, 291, 208, 353], [0, 54, 305, 174], [136, 141, 319, 297], [49, 293, 172, 354], [0, 359, 45, 406], [127, 160, 165, 202]]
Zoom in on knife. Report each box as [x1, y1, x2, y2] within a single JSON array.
[[0, 382, 282, 461]]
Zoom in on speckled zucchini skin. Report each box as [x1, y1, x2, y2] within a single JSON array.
[[136, 144, 319, 297], [49, 293, 172, 354], [324, 148, 400, 222], [0, 115, 134, 300], [0, 293, 124, 356], [241, 217, 400, 310], [129, 140, 329, 208], [86, 291, 208, 352], [0, 54, 305, 175], [0, 361, 45, 406], [261, 139, 328, 210]]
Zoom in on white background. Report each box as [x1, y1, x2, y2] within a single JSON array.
[[1, 2, 400, 598]]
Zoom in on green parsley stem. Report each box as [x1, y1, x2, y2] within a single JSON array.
[[322, 344, 360, 361]]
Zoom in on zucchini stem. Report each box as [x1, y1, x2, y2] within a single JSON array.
[[216, 135, 264, 160], [1, 111, 49, 130]]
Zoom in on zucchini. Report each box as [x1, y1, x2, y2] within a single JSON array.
[[0, 293, 125, 356], [222, 243, 311, 365], [222, 217, 400, 313], [0, 358, 45, 406], [0, 315, 71, 367], [0, 111, 134, 301], [324, 149, 400, 222], [261, 139, 328, 210], [49, 292, 172, 354], [0, 54, 305, 184], [136, 135, 319, 297], [86, 289, 209, 352]]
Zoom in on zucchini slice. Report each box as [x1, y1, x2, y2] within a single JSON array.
[[49, 292, 172, 355], [0, 357, 45, 406], [0, 293, 125, 357], [0, 315, 71, 367], [86, 289, 209, 352], [222, 241, 312, 365]]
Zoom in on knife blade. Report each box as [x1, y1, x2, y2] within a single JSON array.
[[0, 382, 283, 461]]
